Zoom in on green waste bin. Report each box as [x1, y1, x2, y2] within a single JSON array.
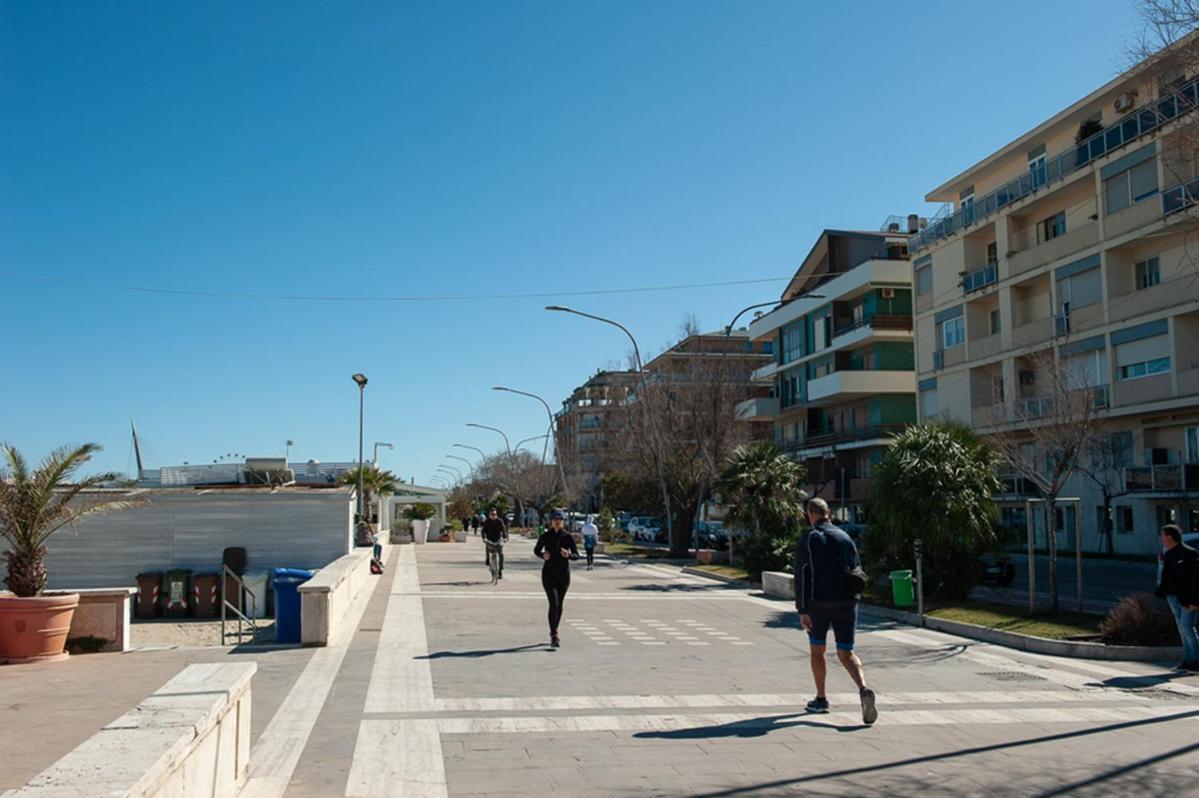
[[890, 569, 915, 608], [163, 569, 192, 618]]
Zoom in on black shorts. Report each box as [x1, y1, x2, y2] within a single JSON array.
[[806, 605, 857, 651]]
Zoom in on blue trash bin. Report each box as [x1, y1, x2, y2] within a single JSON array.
[[272, 568, 314, 644]]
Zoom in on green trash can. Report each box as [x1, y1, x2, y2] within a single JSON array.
[[890, 569, 916, 608], [163, 569, 192, 618]]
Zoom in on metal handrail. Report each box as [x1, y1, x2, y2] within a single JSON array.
[[220, 565, 258, 645]]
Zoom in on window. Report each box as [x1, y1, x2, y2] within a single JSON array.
[[986, 241, 998, 264], [919, 388, 938, 419], [992, 375, 1005, 402], [916, 265, 933, 296], [1186, 426, 1198, 464], [941, 317, 965, 349], [1039, 211, 1066, 243], [1119, 357, 1171, 380], [989, 309, 1001, 335], [781, 321, 804, 364], [1105, 159, 1158, 215], [812, 315, 827, 351], [1116, 506, 1134, 534], [1135, 257, 1161, 290], [1057, 267, 1103, 312]]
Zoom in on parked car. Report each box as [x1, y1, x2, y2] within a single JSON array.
[[978, 554, 1016, 587], [627, 516, 661, 542], [696, 521, 728, 551]]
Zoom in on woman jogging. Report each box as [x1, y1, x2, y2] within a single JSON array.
[[534, 509, 578, 648]]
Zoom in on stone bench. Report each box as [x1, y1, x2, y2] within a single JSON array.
[[6, 662, 255, 797], [48, 587, 137, 653], [762, 571, 795, 600], [299, 543, 386, 647]]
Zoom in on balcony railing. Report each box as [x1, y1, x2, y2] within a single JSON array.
[[802, 424, 907, 448], [998, 472, 1042, 498], [963, 262, 998, 294], [912, 76, 1199, 251], [1163, 174, 1199, 215], [832, 314, 913, 338], [1125, 463, 1199, 492]]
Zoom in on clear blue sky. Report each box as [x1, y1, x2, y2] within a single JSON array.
[[0, 1, 1141, 483]]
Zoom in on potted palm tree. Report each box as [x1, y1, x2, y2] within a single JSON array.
[[340, 466, 400, 545], [403, 503, 437, 543], [0, 443, 130, 664]]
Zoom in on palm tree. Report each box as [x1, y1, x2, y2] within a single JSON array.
[[0, 443, 130, 597], [339, 466, 400, 522], [716, 442, 807, 538], [870, 422, 1002, 600]]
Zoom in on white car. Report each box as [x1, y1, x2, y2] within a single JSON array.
[[627, 516, 661, 542]]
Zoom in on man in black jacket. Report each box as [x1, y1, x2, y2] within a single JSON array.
[[481, 507, 508, 575], [795, 498, 876, 725], [1155, 524, 1199, 671]]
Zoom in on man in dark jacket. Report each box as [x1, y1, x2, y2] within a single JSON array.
[[795, 498, 876, 725], [481, 507, 508, 575], [1155, 524, 1199, 671]]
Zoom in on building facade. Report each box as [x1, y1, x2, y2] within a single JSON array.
[[745, 227, 916, 525], [911, 55, 1199, 555], [556, 369, 639, 511]]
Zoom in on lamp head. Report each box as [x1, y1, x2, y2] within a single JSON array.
[[545, 305, 569, 312], [352, 373, 368, 387]]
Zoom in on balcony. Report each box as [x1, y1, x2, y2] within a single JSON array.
[[832, 314, 913, 339], [1011, 317, 1053, 349], [735, 396, 781, 421], [1106, 196, 1163, 239], [1109, 275, 1198, 324], [1112, 373, 1174, 406], [1179, 368, 1199, 397], [1125, 463, 1199, 493], [972, 401, 1006, 426], [969, 333, 1002, 361], [997, 472, 1042, 499], [578, 419, 602, 430], [1008, 221, 1100, 278], [932, 346, 966, 371], [802, 424, 907, 449], [962, 262, 998, 294], [806, 370, 916, 405], [750, 361, 782, 383], [912, 75, 1199, 251]]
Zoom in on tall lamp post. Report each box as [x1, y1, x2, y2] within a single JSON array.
[[546, 305, 674, 549], [352, 373, 368, 526], [493, 386, 569, 495], [453, 443, 488, 460], [465, 423, 512, 457], [438, 464, 463, 483], [373, 441, 394, 466], [446, 454, 475, 480], [515, 433, 550, 453]]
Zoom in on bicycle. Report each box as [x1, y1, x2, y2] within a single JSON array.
[[485, 539, 504, 585]]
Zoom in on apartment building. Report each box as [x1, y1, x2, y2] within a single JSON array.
[[911, 52, 1199, 555], [556, 369, 639, 511], [745, 227, 916, 525]]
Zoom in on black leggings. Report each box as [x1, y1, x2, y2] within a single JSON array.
[[543, 578, 569, 634], [585, 545, 595, 567]]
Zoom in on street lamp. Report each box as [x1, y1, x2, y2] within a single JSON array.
[[446, 454, 475, 480], [514, 433, 550, 452], [546, 305, 674, 548], [465, 423, 512, 457], [373, 441, 393, 466], [351, 373, 368, 526], [493, 386, 569, 496], [438, 464, 463, 482], [453, 443, 488, 460]]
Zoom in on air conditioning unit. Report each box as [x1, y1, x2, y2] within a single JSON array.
[[1114, 92, 1137, 113], [1019, 369, 1036, 385], [880, 288, 896, 299]]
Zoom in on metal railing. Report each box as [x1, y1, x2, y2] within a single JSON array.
[[802, 424, 907, 448], [220, 565, 258, 646], [1163, 174, 1199, 215], [832, 314, 913, 338], [912, 76, 1199, 251], [963, 262, 998, 294], [1125, 463, 1199, 492]]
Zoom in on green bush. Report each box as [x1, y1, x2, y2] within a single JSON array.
[[403, 503, 437, 521], [738, 527, 800, 582]]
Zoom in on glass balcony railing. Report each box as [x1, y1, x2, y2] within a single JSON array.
[[963, 262, 998, 294], [1163, 174, 1199, 215], [912, 76, 1199, 251]]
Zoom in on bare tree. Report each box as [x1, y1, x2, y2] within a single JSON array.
[[989, 347, 1099, 611], [1075, 428, 1135, 555]]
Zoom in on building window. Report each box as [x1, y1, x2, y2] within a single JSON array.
[[1135, 257, 1161, 290], [986, 241, 999, 264], [781, 321, 804, 364], [1116, 333, 1170, 381], [1105, 159, 1158, 215], [989, 309, 1001, 335], [1186, 426, 1198, 464], [992, 376, 1005, 402], [916, 265, 932, 296], [1039, 211, 1066, 243], [1118, 357, 1171, 380], [919, 388, 938, 419], [941, 317, 965, 349], [1057, 266, 1103, 313], [1116, 506, 1134, 534]]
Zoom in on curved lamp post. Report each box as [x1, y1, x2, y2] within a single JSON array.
[[493, 386, 568, 494], [351, 373, 368, 525], [465, 423, 512, 457], [446, 454, 475, 480]]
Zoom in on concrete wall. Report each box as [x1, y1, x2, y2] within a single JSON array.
[[0, 488, 354, 590]]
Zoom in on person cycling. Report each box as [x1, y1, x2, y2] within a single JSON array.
[[481, 507, 508, 577], [534, 509, 578, 648]]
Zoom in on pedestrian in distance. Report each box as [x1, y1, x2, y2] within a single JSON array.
[[1155, 524, 1199, 672], [482, 507, 508, 574], [534, 509, 578, 648], [795, 497, 877, 725], [581, 515, 599, 570]]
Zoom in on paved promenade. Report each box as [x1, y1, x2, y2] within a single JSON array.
[[255, 539, 1199, 796], [5, 539, 1199, 796]]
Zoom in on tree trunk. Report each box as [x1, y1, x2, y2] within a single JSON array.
[[670, 499, 697, 559], [1045, 501, 1059, 612], [1102, 493, 1114, 555], [3, 546, 48, 597]]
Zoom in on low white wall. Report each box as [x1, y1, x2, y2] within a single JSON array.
[[762, 571, 795, 600], [299, 542, 387, 647], [50, 588, 136, 652], [9, 662, 255, 797]]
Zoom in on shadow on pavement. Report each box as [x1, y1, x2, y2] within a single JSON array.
[[620, 583, 736, 593], [422, 580, 493, 587], [634, 712, 867, 740], [417, 643, 548, 659], [1092, 671, 1198, 689]]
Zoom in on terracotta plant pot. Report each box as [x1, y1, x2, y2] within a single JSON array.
[[0, 593, 80, 664]]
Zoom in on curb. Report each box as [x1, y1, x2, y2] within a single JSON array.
[[860, 603, 1182, 662], [680, 566, 756, 587]]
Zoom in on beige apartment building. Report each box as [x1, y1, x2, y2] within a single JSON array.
[[745, 227, 916, 527], [556, 369, 639, 511], [911, 52, 1199, 555]]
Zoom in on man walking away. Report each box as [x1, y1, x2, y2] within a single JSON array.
[[795, 497, 876, 725], [1155, 524, 1199, 671], [581, 515, 599, 570], [482, 507, 508, 575]]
